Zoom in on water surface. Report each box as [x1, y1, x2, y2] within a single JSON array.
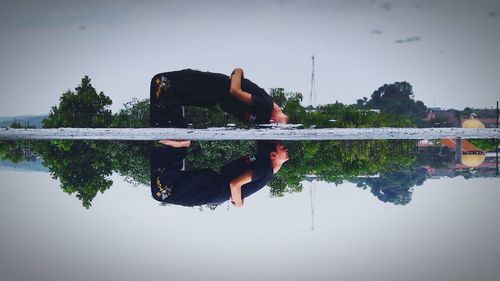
[[0, 139, 498, 281]]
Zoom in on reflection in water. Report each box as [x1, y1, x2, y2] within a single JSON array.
[[0, 139, 497, 208], [354, 168, 428, 205], [150, 141, 288, 207]]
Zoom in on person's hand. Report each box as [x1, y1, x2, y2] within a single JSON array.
[[230, 197, 244, 208], [231, 68, 244, 78]]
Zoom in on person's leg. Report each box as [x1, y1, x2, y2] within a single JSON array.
[[151, 69, 228, 108], [149, 73, 187, 128], [149, 103, 187, 128], [166, 169, 222, 206], [150, 146, 223, 206], [150, 146, 187, 202]]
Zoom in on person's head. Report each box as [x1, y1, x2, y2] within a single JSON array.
[[270, 103, 289, 124], [257, 140, 289, 169]]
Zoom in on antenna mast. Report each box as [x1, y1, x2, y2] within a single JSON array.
[[309, 181, 316, 231], [310, 55, 317, 107]]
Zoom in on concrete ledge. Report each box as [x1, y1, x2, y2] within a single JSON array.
[[1, 127, 499, 141]]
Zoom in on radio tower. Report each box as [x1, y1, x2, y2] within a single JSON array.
[[309, 55, 317, 108], [309, 181, 316, 231]]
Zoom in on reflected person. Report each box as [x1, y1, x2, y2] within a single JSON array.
[[150, 68, 289, 125], [150, 140, 289, 207]]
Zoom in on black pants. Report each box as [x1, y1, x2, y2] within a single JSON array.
[[149, 69, 230, 128], [150, 146, 223, 206]]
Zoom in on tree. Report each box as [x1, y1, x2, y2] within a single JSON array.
[[0, 141, 25, 163], [462, 107, 473, 118], [365, 81, 427, 121], [33, 140, 113, 209], [112, 98, 150, 128], [43, 76, 112, 128], [354, 168, 428, 205], [267, 140, 417, 198], [468, 139, 497, 151], [356, 97, 368, 108], [269, 88, 287, 108]]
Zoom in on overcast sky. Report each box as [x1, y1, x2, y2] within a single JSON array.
[[1, 0, 499, 116], [1, 170, 500, 281]]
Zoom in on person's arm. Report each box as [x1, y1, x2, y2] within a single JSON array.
[[229, 68, 253, 106], [158, 140, 191, 148], [229, 169, 253, 208]]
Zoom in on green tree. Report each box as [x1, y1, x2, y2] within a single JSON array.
[[365, 81, 427, 121], [281, 92, 306, 124], [186, 140, 255, 170], [462, 107, 473, 118], [468, 139, 497, 151], [184, 105, 243, 128], [112, 98, 150, 128], [43, 76, 112, 128], [33, 140, 113, 209], [354, 168, 428, 205], [0, 141, 25, 163], [267, 140, 417, 198], [106, 141, 152, 186], [269, 88, 287, 108]]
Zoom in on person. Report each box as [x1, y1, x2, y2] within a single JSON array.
[[150, 68, 289, 126], [148, 72, 289, 208], [150, 140, 289, 208]]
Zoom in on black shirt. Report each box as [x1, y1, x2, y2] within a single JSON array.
[[151, 147, 273, 206], [220, 77, 274, 124], [211, 153, 274, 204]]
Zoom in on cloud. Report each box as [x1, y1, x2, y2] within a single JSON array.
[[395, 36, 421, 44], [371, 29, 383, 35], [488, 11, 498, 18], [380, 2, 393, 11]]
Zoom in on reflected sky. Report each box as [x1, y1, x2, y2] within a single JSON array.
[[1, 169, 499, 281], [0, 139, 499, 280]]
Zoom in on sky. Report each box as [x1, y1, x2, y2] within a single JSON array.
[[0, 0, 499, 116]]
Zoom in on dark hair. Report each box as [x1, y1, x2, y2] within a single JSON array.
[[256, 140, 280, 157]]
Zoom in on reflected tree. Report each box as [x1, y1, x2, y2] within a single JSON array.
[[33, 141, 113, 209], [354, 168, 428, 206], [267, 140, 417, 197], [0, 138, 465, 208], [0, 141, 26, 163], [414, 145, 454, 169], [186, 141, 255, 170], [106, 141, 152, 186]]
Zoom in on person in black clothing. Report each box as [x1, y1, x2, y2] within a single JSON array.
[[149, 74, 289, 208], [150, 68, 289, 125], [150, 140, 289, 208]]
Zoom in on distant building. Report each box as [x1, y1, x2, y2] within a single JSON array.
[[462, 118, 485, 128], [462, 108, 499, 128], [421, 108, 460, 127], [462, 117, 498, 128], [439, 139, 487, 168]]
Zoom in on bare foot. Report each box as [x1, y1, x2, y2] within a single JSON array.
[[159, 140, 191, 148]]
